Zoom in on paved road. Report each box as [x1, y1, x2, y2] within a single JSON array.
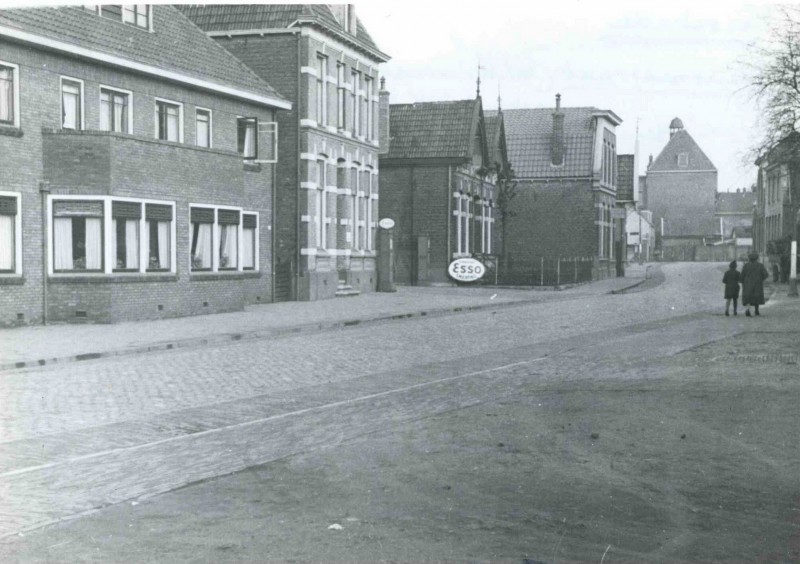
[[1, 262, 795, 562]]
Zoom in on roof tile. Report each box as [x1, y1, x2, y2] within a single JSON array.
[[387, 99, 478, 160]]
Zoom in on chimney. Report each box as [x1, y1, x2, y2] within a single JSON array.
[[551, 94, 564, 166], [379, 77, 390, 155], [648, 154, 653, 169]]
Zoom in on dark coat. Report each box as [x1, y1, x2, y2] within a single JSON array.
[[722, 269, 740, 299], [740, 261, 769, 305]]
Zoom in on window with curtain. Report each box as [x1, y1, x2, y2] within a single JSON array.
[[53, 201, 104, 272], [100, 88, 129, 133], [237, 117, 257, 160], [190, 207, 213, 271], [0, 64, 15, 125], [112, 201, 140, 271], [242, 214, 257, 270], [218, 209, 239, 270], [145, 204, 172, 271], [61, 79, 82, 130], [195, 109, 211, 148], [156, 100, 180, 142], [0, 196, 17, 272]]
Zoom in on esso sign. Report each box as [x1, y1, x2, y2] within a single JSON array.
[[448, 258, 486, 282]]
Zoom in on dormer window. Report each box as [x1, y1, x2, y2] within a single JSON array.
[[95, 5, 151, 30]]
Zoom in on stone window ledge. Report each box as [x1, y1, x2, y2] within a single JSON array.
[[190, 271, 261, 282], [49, 274, 179, 284], [0, 126, 23, 138], [0, 275, 25, 285]]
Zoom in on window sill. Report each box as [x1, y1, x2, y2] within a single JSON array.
[[0, 126, 23, 138], [190, 271, 261, 281], [0, 275, 25, 285], [49, 274, 178, 284], [243, 162, 262, 172]]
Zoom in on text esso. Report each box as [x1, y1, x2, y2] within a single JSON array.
[[448, 258, 486, 282]]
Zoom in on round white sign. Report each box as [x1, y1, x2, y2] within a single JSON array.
[[378, 218, 395, 229], [448, 258, 486, 282]]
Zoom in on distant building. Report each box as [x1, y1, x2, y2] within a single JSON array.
[[0, 5, 290, 325], [181, 4, 390, 301], [714, 190, 755, 241], [499, 95, 622, 280], [379, 95, 501, 284], [646, 118, 718, 251]]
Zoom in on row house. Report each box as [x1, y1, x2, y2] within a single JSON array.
[[181, 4, 390, 301], [499, 95, 622, 280], [0, 5, 290, 325], [753, 133, 800, 265], [379, 95, 503, 284]]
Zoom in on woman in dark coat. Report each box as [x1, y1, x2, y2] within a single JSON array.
[[722, 260, 740, 316], [740, 251, 769, 317]]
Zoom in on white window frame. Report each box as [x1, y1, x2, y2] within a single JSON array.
[[366, 169, 373, 251], [0, 60, 20, 128], [188, 203, 248, 273], [99, 84, 133, 134], [0, 191, 22, 276], [316, 54, 328, 127], [254, 121, 278, 164], [318, 159, 328, 249], [47, 195, 176, 276], [242, 211, 259, 271], [60, 75, 84, 131], [154, 97, 184, 143], [195, 106, 212, 148], [352, 166, 360, 251]]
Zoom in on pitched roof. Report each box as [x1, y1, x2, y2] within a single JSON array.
[[386, 99, 482, 161], [617, 154, 635, 201], [484, 111, 508, 168], [500, 107, 601, 178], [715, 192, 755, 215], [177, 4, 386, 61], [648, 129, 716, 172], [0, 6, 287, 106]]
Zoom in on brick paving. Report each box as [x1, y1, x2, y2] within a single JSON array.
[[0, 263, 796, 540], [0, 266, 649, 371]]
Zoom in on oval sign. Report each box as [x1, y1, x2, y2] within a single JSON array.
[[378, 218, 395, 229], [448, 258, 486, 282]]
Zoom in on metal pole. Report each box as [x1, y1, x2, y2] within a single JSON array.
[[574, 258, 577, 283], [557, 257, 560, 286], [540, 256, 544, 286], [40, 182, 50, 325]]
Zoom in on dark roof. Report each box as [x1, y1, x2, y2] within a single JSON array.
[[715, 192, 755, 215], [617, 154, 635, 201], [177, 4, 386, 60], [484, 111, 508, 168], [649, 129, 716, 172], [386, 99, 482, 161], [501, 107, 602, 178], [0, 6, 286, 103]]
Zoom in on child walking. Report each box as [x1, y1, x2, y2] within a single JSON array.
[[722, 260, 740, 316]]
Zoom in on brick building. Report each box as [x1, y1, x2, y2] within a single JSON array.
[[715, 189, 755, 240], [645, 118, 718, 258], [379, 96, 501, 284], [0, 5, 290, 326], [500, 95, 623, 280], [180, 4, 390, 301], [753, 134, 800, 261]]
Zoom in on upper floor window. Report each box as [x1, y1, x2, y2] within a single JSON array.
[[0, 62, 19, 127], [336, 63, 346, 130], [364, 76, 373, 140], [195, 108, 211, 148], [237, 117, 278, 163], [351, 70, 360, 134], [677, 152, 689, 167], [100, 86, 131, 133], [61, 77, 83, 130], [98, 5, 150, 30], [155, 99, 182, 143], [237, 117, 257, 160], [316, 55, 328, 126]]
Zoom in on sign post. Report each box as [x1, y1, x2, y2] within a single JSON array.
[[377, 218, 396, 293], [790, 240, 798, 297]]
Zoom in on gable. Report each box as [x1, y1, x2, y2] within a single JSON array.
[[649, 129, 716, 172]]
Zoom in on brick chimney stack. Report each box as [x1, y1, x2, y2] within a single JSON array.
[[552, 93, 564, 166], [379, 77, 390, 155]]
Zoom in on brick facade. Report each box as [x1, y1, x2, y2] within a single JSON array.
[[0, 13, 285, 326]]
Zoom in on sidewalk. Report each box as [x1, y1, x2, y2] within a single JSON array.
[[0, 266, 650, 371]]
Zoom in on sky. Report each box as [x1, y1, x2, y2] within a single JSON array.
[[357, 0, 779, 192]]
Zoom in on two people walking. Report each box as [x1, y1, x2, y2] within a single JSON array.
[[723, 251, 769, 317]]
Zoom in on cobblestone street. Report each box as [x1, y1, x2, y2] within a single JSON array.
[[1, 263, 798, 562]]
